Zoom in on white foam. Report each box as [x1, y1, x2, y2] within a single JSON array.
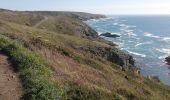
[[157, 48, 170, 59], [120, 27, 137, 36], [111, 32, 121, 35], [144, 32, 153, 36], [135, 41, 152, 47], [125, 30, 134, 33], [144, 32, 170, 44], [162, 37, 170, 42], [127, 32, 137, 36], [120, 28, 126, 31], [144, 32, 161, 39], [113, 23, 118, 25], [128, 51, 146, 57], [119, 24, 126, 27], [157, 48, 170, 54], [97, 32, 103, 35], [158, 56, 167, 59]]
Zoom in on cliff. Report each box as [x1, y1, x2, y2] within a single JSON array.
[[0, 9, 170, 100]]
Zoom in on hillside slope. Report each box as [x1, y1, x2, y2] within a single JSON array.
[[0, 9, 170, 100]]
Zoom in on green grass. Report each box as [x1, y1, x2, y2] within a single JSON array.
[[0, 36, 120, 100], [65, 82, 113, 100], [0, 36, 65, 100], [0, 10, 170, 100]]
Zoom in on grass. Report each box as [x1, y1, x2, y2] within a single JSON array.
[[1, 24, 170, 99], [0, 36, 65, 100], [0, 11, 44, 26], [0, 10, 170, 100]]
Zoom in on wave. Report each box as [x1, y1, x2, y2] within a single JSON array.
[[97, 32, 103, 35], [127, 32, 137, 36], [156, 48, 170, 59], [120, 27, 137, 36], [110, 32, 121, 35], [144, 32, 170, 43], [143, 32, 170, 43], [113, 23, 118, 25], [144, 32, 161, 38], [162, 37, 170, 42], [119, 24, 137, 28], [124, 30, 134, 33], [119, 24, 127, 27], [157, 48, 170, 54], [127, 50, 146, 57], [119, 23, 137, 36], [158, 56, 168, 59], [135, 41, 152, 47], [120, 28, 126, 31]]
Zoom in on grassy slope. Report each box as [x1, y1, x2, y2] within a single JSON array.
[[34, 15, 99, 39], [0, 10, 170, 100], [0, 36, 64, 100], [0, 11, 44, 26]]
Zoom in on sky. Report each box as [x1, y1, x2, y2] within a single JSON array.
[[1, 0, 170, 15]]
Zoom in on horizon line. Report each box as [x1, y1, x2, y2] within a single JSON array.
[[1, 8, 170, 16]]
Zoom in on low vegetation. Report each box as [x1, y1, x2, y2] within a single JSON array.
[[0, 36, 65, 100], [0, 9, 170, 100]]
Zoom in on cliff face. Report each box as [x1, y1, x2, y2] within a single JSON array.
[[77, 45, 135, 69], [0, 9, 170, 100]]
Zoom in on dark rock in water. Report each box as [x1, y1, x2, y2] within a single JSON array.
[[100, 32, 120, 38], [165, 56, 170, 65]]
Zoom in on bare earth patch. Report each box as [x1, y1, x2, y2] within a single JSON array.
[[0, 52, 23, 100]]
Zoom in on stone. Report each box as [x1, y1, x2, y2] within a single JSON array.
[[100, 32, 120, 38]]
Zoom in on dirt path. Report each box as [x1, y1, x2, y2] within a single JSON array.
[[0, 52, 23, 100], [33, 16, 48, 28]]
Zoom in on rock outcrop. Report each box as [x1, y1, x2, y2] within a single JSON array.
[[100, 32, 120, 38], [78, 46, 135, 69], [165, 56, 170, 65]]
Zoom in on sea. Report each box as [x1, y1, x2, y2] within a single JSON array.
[[86, 15, 170, 85]]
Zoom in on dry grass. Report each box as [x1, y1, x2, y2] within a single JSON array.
[[0, 11, 44, 26], [0, 10, 170, 100]]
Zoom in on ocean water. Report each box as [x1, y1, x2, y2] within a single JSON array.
[[86, 15, 170, 85]]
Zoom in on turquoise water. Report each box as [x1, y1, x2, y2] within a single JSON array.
[[86, 15, 170, 85]]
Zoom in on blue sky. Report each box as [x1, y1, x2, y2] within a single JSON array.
[[1, 0, 170, 14]]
